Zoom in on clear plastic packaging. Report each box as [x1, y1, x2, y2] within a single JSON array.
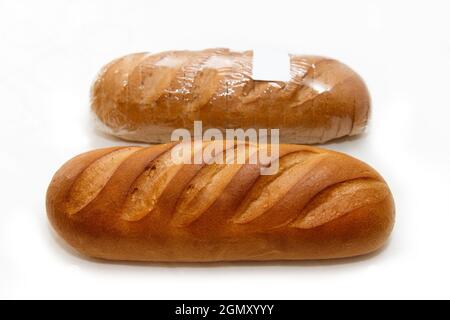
[[91, 48, 370, 144]]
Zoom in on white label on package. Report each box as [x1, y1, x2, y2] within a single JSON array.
[[251, 49, 291, 82]]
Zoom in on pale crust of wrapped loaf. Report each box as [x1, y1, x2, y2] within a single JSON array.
[[91, 49, 370, 144], [46, 142, 394, 262]]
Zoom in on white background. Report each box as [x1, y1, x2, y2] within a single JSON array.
[[0, 0, 449, 300]]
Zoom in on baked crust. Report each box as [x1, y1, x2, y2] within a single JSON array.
[[46, 142, 394, 262]]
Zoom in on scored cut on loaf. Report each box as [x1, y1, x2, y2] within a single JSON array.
[[46, 141, 395, 262], [91, 48, 371, 144]]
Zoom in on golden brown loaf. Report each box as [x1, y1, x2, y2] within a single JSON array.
[[46, 142, 394, 262], [91, 49, 371, 144]]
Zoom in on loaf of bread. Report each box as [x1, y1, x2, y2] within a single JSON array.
[[91, 48, 370, 144], [46, 142, 394, 262]]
